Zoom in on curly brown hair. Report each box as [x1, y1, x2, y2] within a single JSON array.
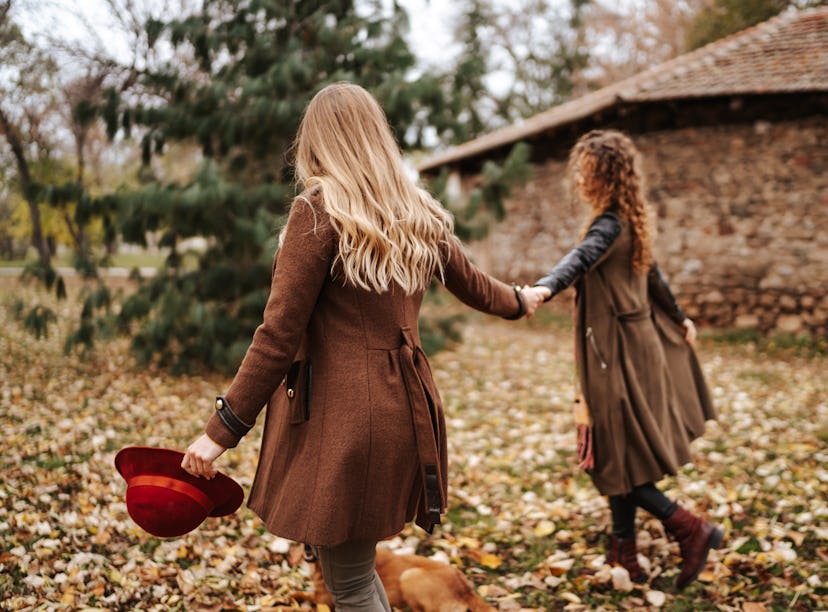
[[569, 130, 653, 274]]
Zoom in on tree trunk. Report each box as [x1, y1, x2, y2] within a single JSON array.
[[74, 126, 90, 256], [0, 106, 51, 267]]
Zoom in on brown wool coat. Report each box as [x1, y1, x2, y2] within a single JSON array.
[[575, 224, 716, 497], [204, 189, 522, 547]]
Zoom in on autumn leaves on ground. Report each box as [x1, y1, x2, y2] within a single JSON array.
[[1, 279, 826, 611]]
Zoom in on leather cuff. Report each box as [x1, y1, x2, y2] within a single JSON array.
[[505, 285, 526, 320], [214, 397, 253, 438]]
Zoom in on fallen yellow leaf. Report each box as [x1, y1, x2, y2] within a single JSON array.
[[60, 590, 76, 606], [479, 553, 503, 569], [457, 536, 480, 549], [723, 551, 742, 566], [533, 520, 556, 537]]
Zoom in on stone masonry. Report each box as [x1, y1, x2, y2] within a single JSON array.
[[462, 117, 828, 336]]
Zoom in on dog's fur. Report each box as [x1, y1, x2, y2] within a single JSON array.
[[302, 547, 496, 612]]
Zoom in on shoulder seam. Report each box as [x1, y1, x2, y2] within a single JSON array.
[[590, 212, 622, 237]]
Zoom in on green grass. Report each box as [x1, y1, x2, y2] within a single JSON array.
[[138, 539, 162, 556], [107, 252, 167, 268], [706, 328, 828, 358], [736, 369, 787, 386], [0, 251, 167, 269], [526, 306, 573, 331]]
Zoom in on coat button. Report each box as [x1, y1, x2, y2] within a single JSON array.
[[287, 389, 295, 398]]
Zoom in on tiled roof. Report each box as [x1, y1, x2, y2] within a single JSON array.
[[418, 6, 828, 172]]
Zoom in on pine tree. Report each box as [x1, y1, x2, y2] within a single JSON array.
[[443, 0, 493, 143], [89, 0, 486, 372]]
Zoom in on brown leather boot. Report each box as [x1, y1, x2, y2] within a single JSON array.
[[607, 534, 648, 583], [662, 507, 724, 590]]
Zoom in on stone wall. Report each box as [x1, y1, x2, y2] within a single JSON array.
[[463, 117, 828, 336]]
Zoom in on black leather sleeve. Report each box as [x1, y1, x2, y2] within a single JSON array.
[[533, 212, 621, 300], [648, 263, 686, 325]]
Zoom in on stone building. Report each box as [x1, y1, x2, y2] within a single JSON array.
[[418, 7, 828, 337]]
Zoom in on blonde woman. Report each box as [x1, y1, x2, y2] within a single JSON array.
[[524, 130, 722, 590], [181, 82, 542, 610]]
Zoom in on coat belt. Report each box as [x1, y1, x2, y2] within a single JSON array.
[[616, 305, 651, 322], [398, 326, 444, 534]]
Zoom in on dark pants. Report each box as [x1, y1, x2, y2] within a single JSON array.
[[609, 482, 678, 539], [311, 540, 391, 612]]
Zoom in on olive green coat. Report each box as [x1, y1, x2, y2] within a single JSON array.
[[575, 223, 715, 496], [204, 189, 522, 546]]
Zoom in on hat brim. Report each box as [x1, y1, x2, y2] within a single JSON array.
[[116, 446, 244, 519]]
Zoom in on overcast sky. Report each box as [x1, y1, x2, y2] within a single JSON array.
[[399, 0, 461, 66], [18, 0, 464, 72]]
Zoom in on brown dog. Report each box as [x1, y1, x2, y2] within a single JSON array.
[[302, 546, 496, 612]]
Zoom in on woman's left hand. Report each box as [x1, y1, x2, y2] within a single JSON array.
[[681, 318, 697, 345], [520, 286, 550, 318], [181, 434, 226, 479]]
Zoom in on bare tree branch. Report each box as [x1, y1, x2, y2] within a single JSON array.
[[574, 0, 708, 90], [0, 105, 50, 267]]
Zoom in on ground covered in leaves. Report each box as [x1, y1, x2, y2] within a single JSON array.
[[1, 279, 826, 611]]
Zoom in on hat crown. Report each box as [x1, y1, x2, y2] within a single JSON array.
[[115, 446, 243, 538]]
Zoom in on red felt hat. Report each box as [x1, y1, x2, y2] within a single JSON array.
[[115, 446, 244, 538]]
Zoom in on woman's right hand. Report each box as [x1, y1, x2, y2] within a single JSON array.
[[181, 434, 226, 479], [681, 318, 697, 345]]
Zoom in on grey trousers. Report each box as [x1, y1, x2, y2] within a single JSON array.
[[311, 540, 391, 612]]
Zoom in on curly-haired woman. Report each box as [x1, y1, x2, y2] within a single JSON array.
[[523, 130, 722, 589]]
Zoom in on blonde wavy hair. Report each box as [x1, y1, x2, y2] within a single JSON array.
[[289, 82, 454, 294], [569, 130, 654, 274]]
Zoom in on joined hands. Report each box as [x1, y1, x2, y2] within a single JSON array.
[[519, 285, 552, 318]]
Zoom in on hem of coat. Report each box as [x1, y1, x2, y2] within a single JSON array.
[[590, 421, 713, 496], [246, 498, 413, 548], [591, 468, 681, 497]]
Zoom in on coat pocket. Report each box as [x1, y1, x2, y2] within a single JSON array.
[[285, 360, 313, 424]]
